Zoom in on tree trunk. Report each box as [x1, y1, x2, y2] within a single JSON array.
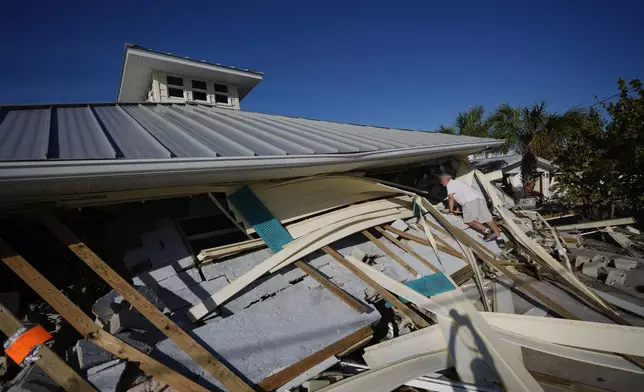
[[521, 151, 539, 194]]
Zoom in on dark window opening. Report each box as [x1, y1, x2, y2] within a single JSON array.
[[192, 80, 207, 90], [192, 91, 207, 101], [167, 76, 184, 86], [168, 88, 184, 98], [214, 84, 228, 93], [215, 94, 229, 104]]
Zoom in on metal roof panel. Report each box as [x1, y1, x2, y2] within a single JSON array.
[[93, 106, 172, 159], [56, 107, 116, 159], [0, 108, 50, 160]]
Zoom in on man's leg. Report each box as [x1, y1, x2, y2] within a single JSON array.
[[486, 220, 502, 238], [466, 220, 488, 234]]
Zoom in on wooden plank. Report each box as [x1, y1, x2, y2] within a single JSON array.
[[0, 303, 97, 392], [207, 192, 253, 240], [258, 326, 373, 391], [450, 264, 474, 286], [606, 226, 644, 258], [38, 216, 254, 392], [481, 313, 644, 357], [189, 208, 413, 321], [294, 259, 369, 313], [592, 288, 644, 318], [374, 227, 439, 273], [198, 238, 265, 261], [361, 230, 420, 277], [383, 225, 465, 260], [0, 240, 208, 392], [322, 246, 429, 328], [554, 217, 637, 231]]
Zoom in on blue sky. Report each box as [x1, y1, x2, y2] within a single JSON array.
[[1, 1, 642, 131]]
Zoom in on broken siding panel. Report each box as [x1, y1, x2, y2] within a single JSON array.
[[93, 106, 172, 159], [122, 105, 217, 158], [56, 107, 116, 159], [0, 108, 50, 160]]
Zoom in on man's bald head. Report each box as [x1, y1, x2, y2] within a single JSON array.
[[439, 173, 452, 186]]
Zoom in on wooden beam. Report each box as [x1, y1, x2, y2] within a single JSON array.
[[383, 225, 465, 260], [207, 192, 253, 240], [554, 217, 637, 231], [258, 326, 373, 391], [0, 240, 208, 392], [294, 259, 369, 313], [361, 230, 420, 277], [38, 215, 254, 392], [0, 303, 97, 392], [321, 246, 429, 328], [449, 264, 474, 286], [374, 227, 439, 273]]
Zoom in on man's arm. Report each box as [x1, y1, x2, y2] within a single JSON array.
[[448, 193, 455, 213]]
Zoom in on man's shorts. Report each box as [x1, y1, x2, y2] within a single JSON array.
[[462, 198, 493, 223]]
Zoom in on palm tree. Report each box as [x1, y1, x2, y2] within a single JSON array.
[[489, 101, 585, 194], [437, 105, 491, 137]]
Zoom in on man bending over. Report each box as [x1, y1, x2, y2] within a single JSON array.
[[439, 174, 503, 242]]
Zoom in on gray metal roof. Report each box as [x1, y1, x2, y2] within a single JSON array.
[[0, 102, 501, 162]]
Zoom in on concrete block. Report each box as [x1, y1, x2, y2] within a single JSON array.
[[92, 290, 123, 324], [574, 256, 592, 268], [109, 309, 155, 334], [76, 332, 150, 369], [0, 292, 20, 315], [76, 339, 113, 370], [8, 364, 58, 392], [123, 242, 163, 274], [136, 268, 202, 293], [161, 276, 229, 311], [87, 359, 127, 392], [605, 269, 627, 286]]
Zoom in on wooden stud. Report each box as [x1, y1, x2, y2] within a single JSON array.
[[258, 326, 373, 391], [0, 303, 97, 392], [374, 227, 439, 273], [294, 259, 369, 313], [0, 240, 209, 392], [383, 225, 465, 260], [38, 215, 254, 392], [207, 192, 253, 240], [321, 246, 429, 328], [361, 230, 420, 277]]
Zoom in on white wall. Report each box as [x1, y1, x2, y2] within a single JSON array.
[[147, 71, 241, 109]]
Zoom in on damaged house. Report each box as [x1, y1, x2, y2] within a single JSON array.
[[1, 45, 644, 392]]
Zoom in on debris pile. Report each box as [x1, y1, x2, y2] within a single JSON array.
[[2, 169, 644, 392]]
